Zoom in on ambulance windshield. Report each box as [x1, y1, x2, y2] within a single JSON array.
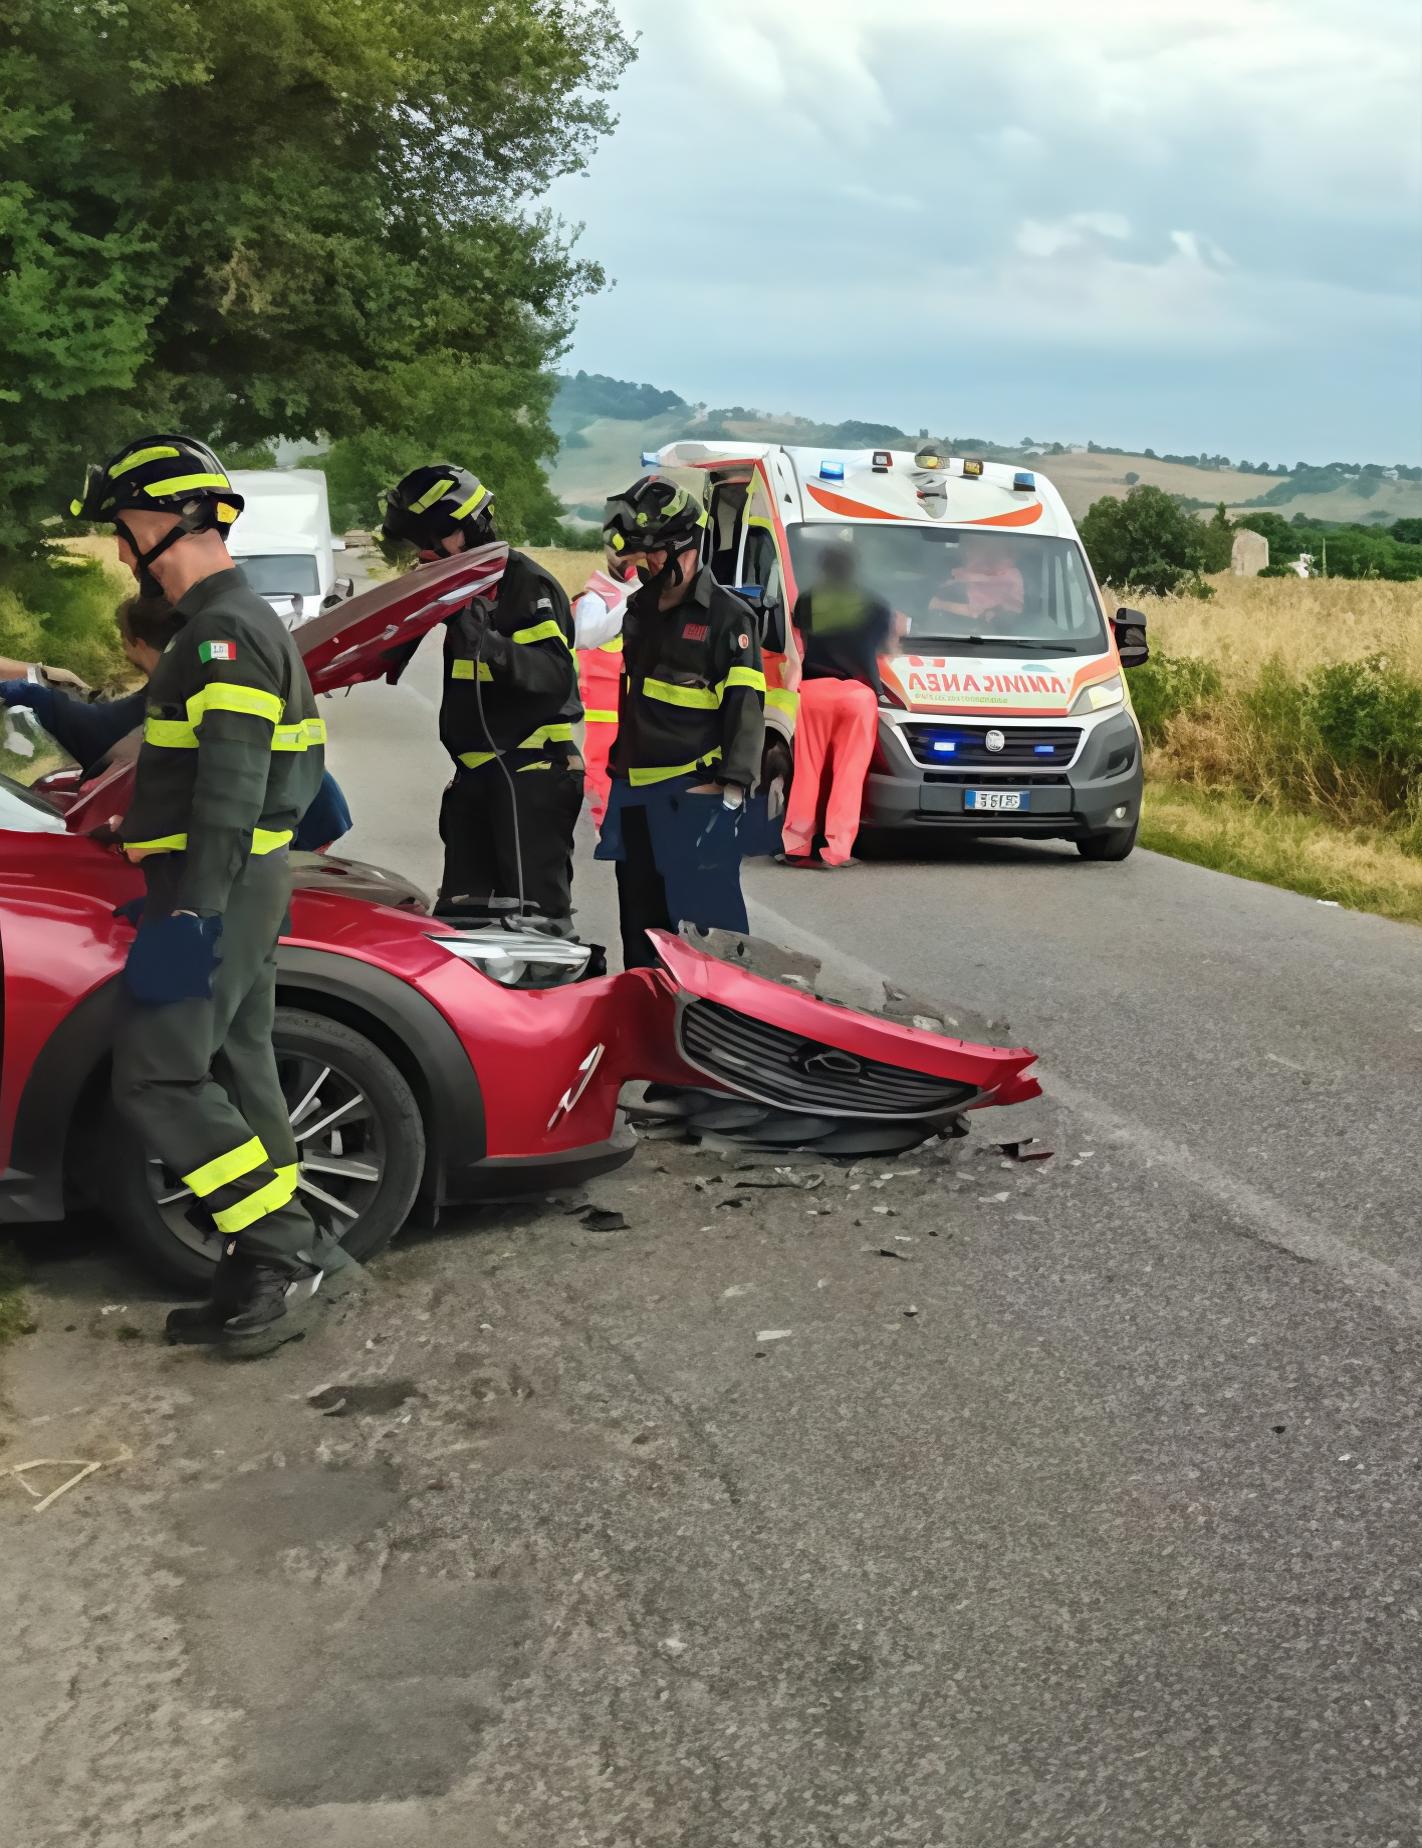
[[786, 526, 1106, 656]]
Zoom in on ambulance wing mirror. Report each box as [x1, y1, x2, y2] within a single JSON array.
[[734, 585, 786, 655], [1112, 607, 1149, 669]]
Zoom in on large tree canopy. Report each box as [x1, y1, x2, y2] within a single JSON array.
[[0, 0, 633, 553]]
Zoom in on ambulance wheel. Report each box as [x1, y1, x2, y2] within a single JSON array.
[[1076, 818, 1139, 862], [105, 1010, 426, 1291]]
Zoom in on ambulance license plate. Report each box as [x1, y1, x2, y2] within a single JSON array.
[[965, 789, 1027, 812]]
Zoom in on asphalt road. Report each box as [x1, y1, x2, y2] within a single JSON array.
[[4, 631, 1420, 1847]]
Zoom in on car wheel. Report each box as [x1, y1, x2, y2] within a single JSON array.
[[1076, 818, 1139, 862], [107, 1008, 427, 1290]]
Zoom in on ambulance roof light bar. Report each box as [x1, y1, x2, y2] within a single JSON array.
[[640, 450, 660, 467], [1013, 470, 1037, 492], [872, 450, 893, 472], [819, 460, 845, 481]]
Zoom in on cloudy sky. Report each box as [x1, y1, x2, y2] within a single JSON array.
[[549, 0, 1422, 463]]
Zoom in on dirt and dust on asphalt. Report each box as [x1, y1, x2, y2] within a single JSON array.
[[4, 1082, 1422, 1848]]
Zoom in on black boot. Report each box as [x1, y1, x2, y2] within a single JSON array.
[[219, 1262, 325, 1358], [165, 1245, 248, 1346]]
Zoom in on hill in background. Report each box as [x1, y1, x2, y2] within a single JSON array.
[[551, 372, 1422, 528]]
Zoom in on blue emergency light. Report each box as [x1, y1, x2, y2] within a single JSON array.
[[819, 460, 845, 481], [931, 740, 957, 754], [640, 450, 660, 467], [1013, 471, 1037, 492], [1034, 743, 1054, 755]]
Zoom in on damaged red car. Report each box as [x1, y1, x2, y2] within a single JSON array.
[[0, 551, 1040, 1286]]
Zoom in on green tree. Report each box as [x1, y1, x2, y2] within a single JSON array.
[[1200, 501, 1235, 573], [0, 0, 633, 562], [1080, 485, 1209, 597]]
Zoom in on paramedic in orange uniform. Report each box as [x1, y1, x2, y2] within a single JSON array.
[[929, 531, 1026, 628], [572, 538, 639, 828], [781, 546, 892, 869]]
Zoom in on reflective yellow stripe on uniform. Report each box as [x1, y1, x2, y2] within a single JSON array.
[[718, 666, 766, 697], [598, 637, 624, 654], [628, 748, 724, 788], [450, 659, 493, 682], [512, 620, 573, 651], [183, 1135, 267, 1199], [125, 828, 291, 856], [765, 686, 799, 716], [186, 683, 285, 727], [213, 1165, 300, 1236], [253, 828, 293, 854], [458, 750, 496, 769], [521, 723, 574, 749], [517, 760, 553, 773], [584, 709, 619, 724], [143, 717, 198, 749], [272, 717, 327, 752], [642, 678, 720, 710], [124, 833, 189, 854]]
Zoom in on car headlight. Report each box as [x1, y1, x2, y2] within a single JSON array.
[[1070, 675, 1125, 716], [435, 930, 592, 988]]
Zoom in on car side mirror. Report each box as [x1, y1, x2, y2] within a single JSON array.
[[334, 576, 354, 600], [1113, 607, 1149, 669]]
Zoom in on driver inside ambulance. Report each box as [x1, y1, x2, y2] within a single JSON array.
[[929, 532, 1026, 628]]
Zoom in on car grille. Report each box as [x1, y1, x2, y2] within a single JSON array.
[[900, 724, 1081, 768], [677, 999, 979, 1119]]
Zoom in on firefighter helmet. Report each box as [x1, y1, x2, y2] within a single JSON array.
[[377, 464, 496, 557]]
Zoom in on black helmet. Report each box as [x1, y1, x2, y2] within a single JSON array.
[[603, 477, 707, 560], [377, 464, 495, 558], [69, 434, 243, 533]]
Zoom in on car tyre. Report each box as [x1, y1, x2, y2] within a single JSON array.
[[1076, 819, 1139, 862], [105, 1008, 427, 1291]]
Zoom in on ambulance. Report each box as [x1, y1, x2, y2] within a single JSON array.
[[644, 441, 1149, 860]]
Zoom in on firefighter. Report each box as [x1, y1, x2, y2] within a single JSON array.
[[69, 435, 336, 1356], [594, 478, 766, 969], [572, 535, 640, 828], [376, 467, 582, 928]]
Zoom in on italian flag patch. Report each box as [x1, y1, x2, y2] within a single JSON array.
[[199, 640, 236, 664]]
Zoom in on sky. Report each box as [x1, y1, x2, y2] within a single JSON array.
[[548, 0, 1422, 464]]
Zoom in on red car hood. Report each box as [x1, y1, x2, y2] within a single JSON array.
[[61, 547, 508, 841]]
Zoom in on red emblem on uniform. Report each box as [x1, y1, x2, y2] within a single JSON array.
[[681, 622, 709, 642], [737, 633, 750, 649]]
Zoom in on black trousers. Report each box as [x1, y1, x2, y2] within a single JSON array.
[[614, 802, 674, 970], [436, 757, 583, 923], [111, 851, 324, 1277]]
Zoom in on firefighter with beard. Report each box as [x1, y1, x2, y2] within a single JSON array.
[[376, 467, 582, 930], [594, 478, 766, 969]]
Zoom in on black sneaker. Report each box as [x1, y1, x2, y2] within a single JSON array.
[[219, 1265, 325, 1359], [166, 1247, 248, 1346]]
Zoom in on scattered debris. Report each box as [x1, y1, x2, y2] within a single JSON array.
[[579, 1206, 629, 1232], [872, 1204, 897, 1217], [722, 1285, 750, 1299], [903, 1305, 920, 1318], [662, 1635, 689, 1657], [756, 1329, 793, 1343], [99, 1305, 128, 1317], [980, 1192, 1011, 1204], [7, 1445, 132, 1515], [997, 1140, 1054, 1163], [870, 1246, 910, 1261], [307, 1380, 420, 1418]]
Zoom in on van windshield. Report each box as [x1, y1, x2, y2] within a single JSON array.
[[237, 554, 321, 596], [786, 525, 1106, 656]]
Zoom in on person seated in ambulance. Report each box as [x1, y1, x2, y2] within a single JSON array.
[[928, 532, 1026, 629]]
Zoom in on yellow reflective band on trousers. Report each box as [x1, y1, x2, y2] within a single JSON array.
[[186, 683, 285, 727], [584, 709, 618, 724], [253, 827, 294, 854], [142, 473, 231, 498], [109, 444, 180, 476], [642, 677, 719, 710], [124, 827, 293, 857], [213, 1164, 300, 1236], [518, 760, 553, 773], [450, 659, 493, 682], [719, 666, 766, 697], [598, 637, 624, 654], [183, 1135, 267, 1200], [458, 750, 496, 770], [410, 476, 456, 514], [627, 748, 723, 788], [124, 833, 190, 855], [272, 717, 327, 752], [144, 716, 198, 749], [457, 722, 574, 771], [512, 620, 572, 651]]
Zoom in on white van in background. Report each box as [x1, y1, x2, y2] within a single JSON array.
[[228, 469, 353, 629]]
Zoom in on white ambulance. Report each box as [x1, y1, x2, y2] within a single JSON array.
[[645, 441, 1149, 860]]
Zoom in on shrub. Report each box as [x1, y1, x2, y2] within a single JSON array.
[[0, 550, 126, 685], [1303, 656, 1422, 811], [1128, 653, 1223, 747]]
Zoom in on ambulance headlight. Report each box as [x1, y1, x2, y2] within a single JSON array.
[[1070, 675, 1125, 716]]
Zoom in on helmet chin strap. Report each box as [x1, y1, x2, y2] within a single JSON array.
[[636, 544, 691, 600], [114, 509, 208, 598]]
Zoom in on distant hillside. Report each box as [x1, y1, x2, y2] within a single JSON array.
[[550, 372, 1422, 527]]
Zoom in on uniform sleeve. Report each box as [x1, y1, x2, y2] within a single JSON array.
[[478, 573, 577, 711], [573, 589, 625, 652], [713, 603, 766, 790], [5, 685, 138, 770], [174, 617, 287, 916]]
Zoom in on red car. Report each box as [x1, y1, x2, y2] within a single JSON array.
[[0, 551, 1040, 1287]]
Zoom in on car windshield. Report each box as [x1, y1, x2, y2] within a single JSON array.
[[786, 524, 1107, 655], [0, 771, 66, 833], [237, 553, 321, 596]]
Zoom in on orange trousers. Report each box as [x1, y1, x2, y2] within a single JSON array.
[[578, 645, 623, 828], [782, 677, 879, 865]]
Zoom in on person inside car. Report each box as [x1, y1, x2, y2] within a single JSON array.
[[929, 531, 1026, 628]]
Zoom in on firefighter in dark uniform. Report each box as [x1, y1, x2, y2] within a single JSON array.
[[376, 466, 582, 928], [70, 435, 333, 1356], [595, 478, 766, 969]]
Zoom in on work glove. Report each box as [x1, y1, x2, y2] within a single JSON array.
[[112, 896, 146, 928], [123, 911, 223, 1006], [694, 792, 745, 870]]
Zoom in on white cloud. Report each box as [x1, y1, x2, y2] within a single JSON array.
[[1016, 213, 1132, 260]]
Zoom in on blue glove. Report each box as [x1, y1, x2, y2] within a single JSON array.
[[123, 912, 223, 1006], [694, 796, 745, 870], [0, 679, 38, 707]]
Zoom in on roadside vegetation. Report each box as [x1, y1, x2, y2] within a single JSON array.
[[0, 1245, 33, 1346], [1105, 577, 1422, 922]]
